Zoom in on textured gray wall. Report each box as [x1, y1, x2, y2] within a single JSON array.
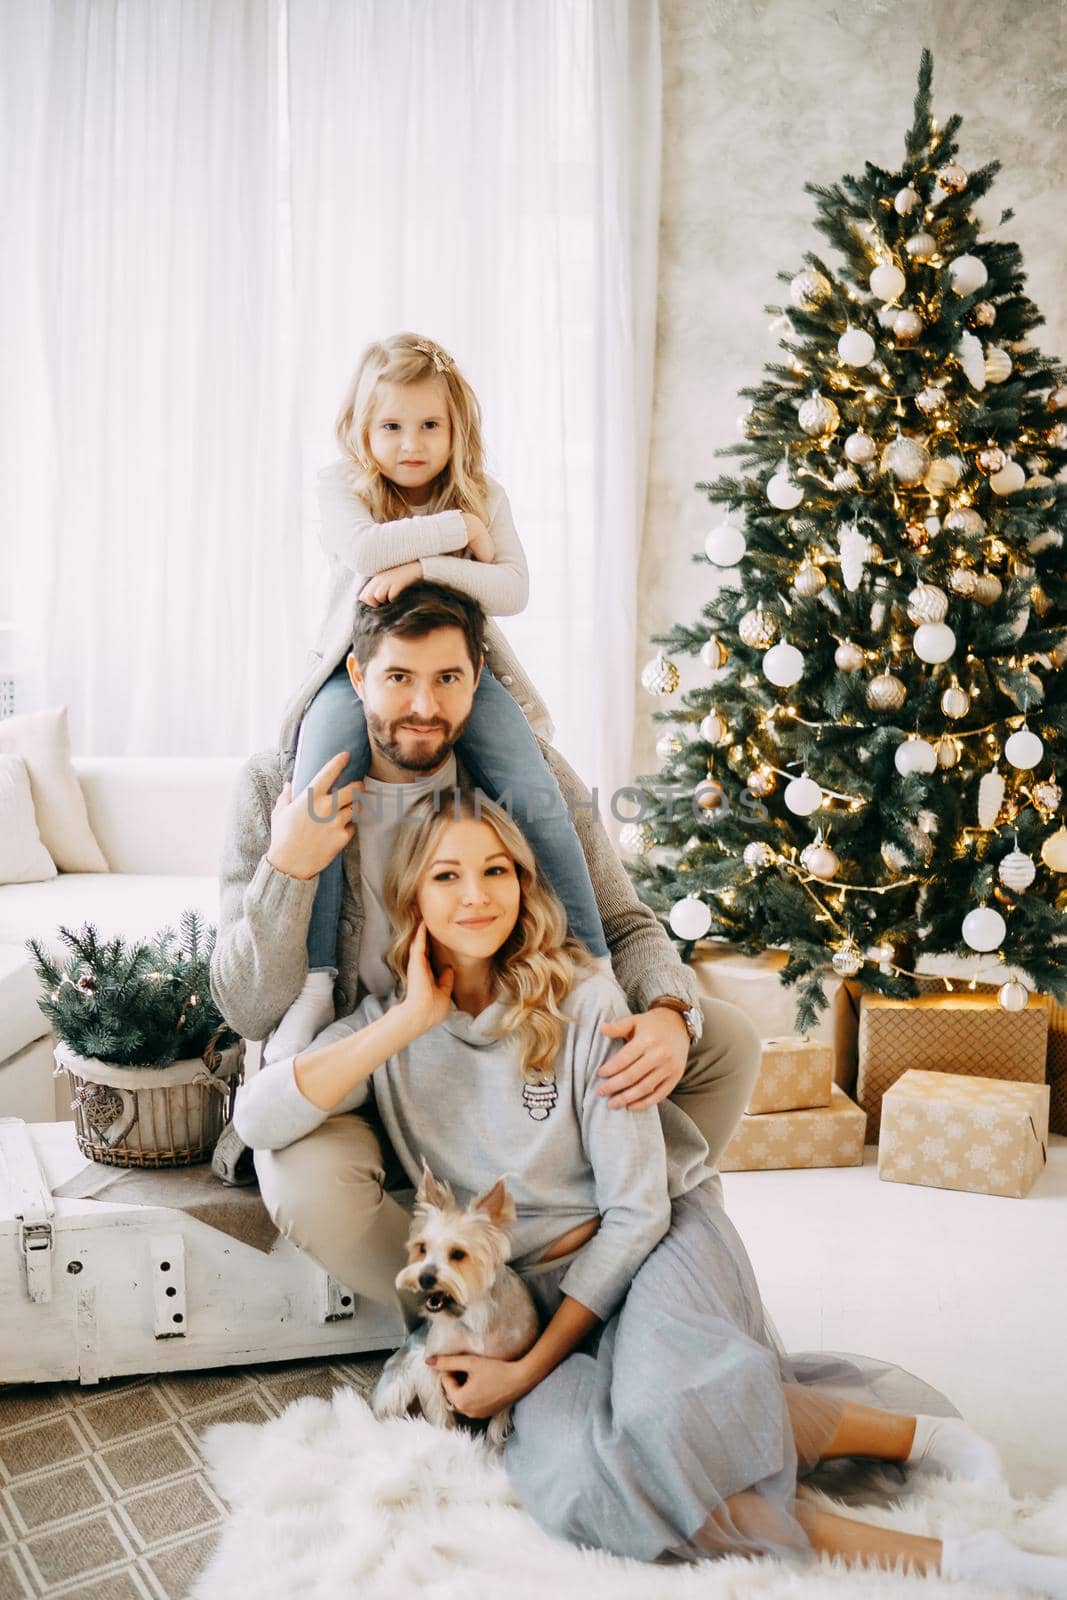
[[635, 0, 1067, 782]]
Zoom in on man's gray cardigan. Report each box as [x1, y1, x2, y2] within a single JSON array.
[[209, 743, 699, 1043]]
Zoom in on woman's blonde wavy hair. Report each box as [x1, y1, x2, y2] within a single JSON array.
[[382, 790, 599, 1085], [334, 332, 490, 526]]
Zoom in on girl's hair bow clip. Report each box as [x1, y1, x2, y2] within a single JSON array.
[[412, 339, 454, 374]]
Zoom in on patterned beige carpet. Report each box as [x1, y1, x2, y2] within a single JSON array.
[[0, 1353, 388, 1600]]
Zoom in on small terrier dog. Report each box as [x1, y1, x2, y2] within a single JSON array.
[[371, 1161, 540, 1449]]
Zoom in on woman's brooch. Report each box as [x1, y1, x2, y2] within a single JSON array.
[[521, 1080, 558, 1122]]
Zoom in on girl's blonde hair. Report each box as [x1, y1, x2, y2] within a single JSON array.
[[334, 332, 490, 525], [383, 790, 599, 1085]]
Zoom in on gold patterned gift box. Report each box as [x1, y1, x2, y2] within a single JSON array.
[[857, 991, 1050, 1142], [720, 1084, 867, 1172], [878, 1070, 1050, 1200], [1048, 1000, 1067, 1137], [747, 1036, 833, 1115]]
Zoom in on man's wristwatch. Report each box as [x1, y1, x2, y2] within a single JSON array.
[[648, 994, 703, 1045]]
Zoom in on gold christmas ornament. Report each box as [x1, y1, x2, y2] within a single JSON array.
[[949, 566, 978, 598], [866, 672, 907, 711], [798, 392, 841, 437], [739, 607, 778, 649], [935, 735, 961, 769], [834, 640, 865, 672], [941, 680, 971, 719], [985, 348, 1013, 385], [1031, 777, 1061, 814], [905, 231, 937, 261], [1047, 386, 1067, 410], [881, 433, 931, 485], [937, 163, 968, 192], [924, 455, 962, 491], [655, 730, 684, 761], [906, 583, 949, 625], [792, 560, 827, 598], [1025, 473, 1056, 507], [892, 309, 924, 345], [881, 842, 909, 874], [790, 269, 832, 310], [972, 572, 1003, 605], [618, 821, 655, 855], [1044, 422, 1067, 449], [695, 778, 726, 812], [968, 300, 996, 328], [641, 651, 680, 696], [746, 767, 778, 797], [915, 386, 947, 414], [978, 446, 1008, 474], [905, 521, 930, 549]]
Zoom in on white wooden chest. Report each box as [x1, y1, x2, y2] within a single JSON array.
[[0, 1118, 403, 1385]]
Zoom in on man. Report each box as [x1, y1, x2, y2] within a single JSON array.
[[209, 584, 759, 1310]]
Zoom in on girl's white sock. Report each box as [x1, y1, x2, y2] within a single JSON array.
[[263, 969, 337, 1065], [907, 1414, 1007, 1487], [942, 1529, 1067, 1598]]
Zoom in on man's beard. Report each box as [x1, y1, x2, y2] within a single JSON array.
[[366, 707, 473, 774]]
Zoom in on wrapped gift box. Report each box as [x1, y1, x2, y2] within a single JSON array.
[[1048, 1000, 1067, 1138], [720, 1084, 866, 1172], [878, 1070, 1050, 1200], [747, 1036, 833, 1115], [857, 991, 1050, 1141], [693, 945, 860, 1093]]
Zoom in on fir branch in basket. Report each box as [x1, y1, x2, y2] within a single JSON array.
[[27, 911, 239, 1068]]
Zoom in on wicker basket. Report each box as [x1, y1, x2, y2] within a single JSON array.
[[53, 1038, 244, 1168]]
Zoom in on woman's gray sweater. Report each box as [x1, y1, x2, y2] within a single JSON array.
[[234, 972, 713, 1321]]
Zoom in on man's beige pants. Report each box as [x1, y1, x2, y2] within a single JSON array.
[[254, 994, 760, 1316]]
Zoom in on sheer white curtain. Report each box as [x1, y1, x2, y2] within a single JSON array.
[[3, 0, 661, 804]]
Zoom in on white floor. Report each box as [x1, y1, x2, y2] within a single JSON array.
[[722, 1135, 1067, 1499]]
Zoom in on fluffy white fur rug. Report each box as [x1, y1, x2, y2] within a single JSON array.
[[191, 1384, 1067, 1600]]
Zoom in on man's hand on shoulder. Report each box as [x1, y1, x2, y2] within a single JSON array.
[[596, 1006, 690, 1111], [266, 751, 363, 881]]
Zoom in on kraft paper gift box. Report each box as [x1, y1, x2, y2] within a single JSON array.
[[747, 1036, 833, 1115], [856, 991, 1050, 1142], [693, 945, 860, 1093], [720, 1083, 867, 1172], [1047, 999, 1067, 1137], [878, 1070, 1050, 1200]]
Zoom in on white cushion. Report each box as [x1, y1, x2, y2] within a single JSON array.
[[0, 874, 219, 963], [0, 707, 108, 873], [0, 941, 52, 1061], [0, 755, 57, 885]]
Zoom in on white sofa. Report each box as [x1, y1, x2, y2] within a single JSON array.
[[0, 755, 243, 1122]]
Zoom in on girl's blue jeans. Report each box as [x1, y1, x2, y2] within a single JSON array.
[[291, 661, 609, 969]]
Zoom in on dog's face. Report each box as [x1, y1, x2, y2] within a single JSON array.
[[395, 1164, 516, 1318]]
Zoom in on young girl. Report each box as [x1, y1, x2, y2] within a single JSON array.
[[236, 791, 1062, 1593], [271, 332, 609, 1061]]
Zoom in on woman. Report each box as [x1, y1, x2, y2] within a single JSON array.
[[235, 790, 1064, 1593]]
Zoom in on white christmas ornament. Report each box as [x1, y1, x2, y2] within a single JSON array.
[[763, 642, 805, 688], [838, 325, 876, 366], [894, 186, 920, 214], [870, 262, 906, 301], [962, 905, 1006, 952], [924, 455, 962, 491], [949, 254, 989, 296], [668, 895, 712, 941], [833, 467, 860, 491], [906, 584, 949, 624], [835, 640, 865, 672], [844, 430, 876, 464], [705, 524, 747, 566], [941, 681, 971, 719], [743, 841, 774, 868], [837, 523, 871, 591], [1004, 727, 1044, 770], [913, 622, 956, 663], [1041, 827, 1067, 872], [998, 847, 1037, 892], [800, 834, 840, 880], [877, 305, 900, 331], [790, 269, 832, 310], [700, 637, 728, 670], [798, 393, 840, 437], [978, 768, 1006, 830], [892, 309, 924, 344], [655, 731, 683, 760], [998, 981, 1030, 1013], [957, 330, 987, 390], [766, 470, 803, 510], [641, 651, 680, 697], [905, 231, 936, 261], [699, 712, 728, 746], [784, 775, 822, 816], [882, 434, 931, 485], [894, 738, 937, 776], [990, 461, 1026, 495]]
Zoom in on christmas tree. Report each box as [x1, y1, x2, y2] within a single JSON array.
[[628, 51, 1067, 1030]]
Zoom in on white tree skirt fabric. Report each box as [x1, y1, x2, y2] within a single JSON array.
[[191, 1385, 1067, 1600]]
